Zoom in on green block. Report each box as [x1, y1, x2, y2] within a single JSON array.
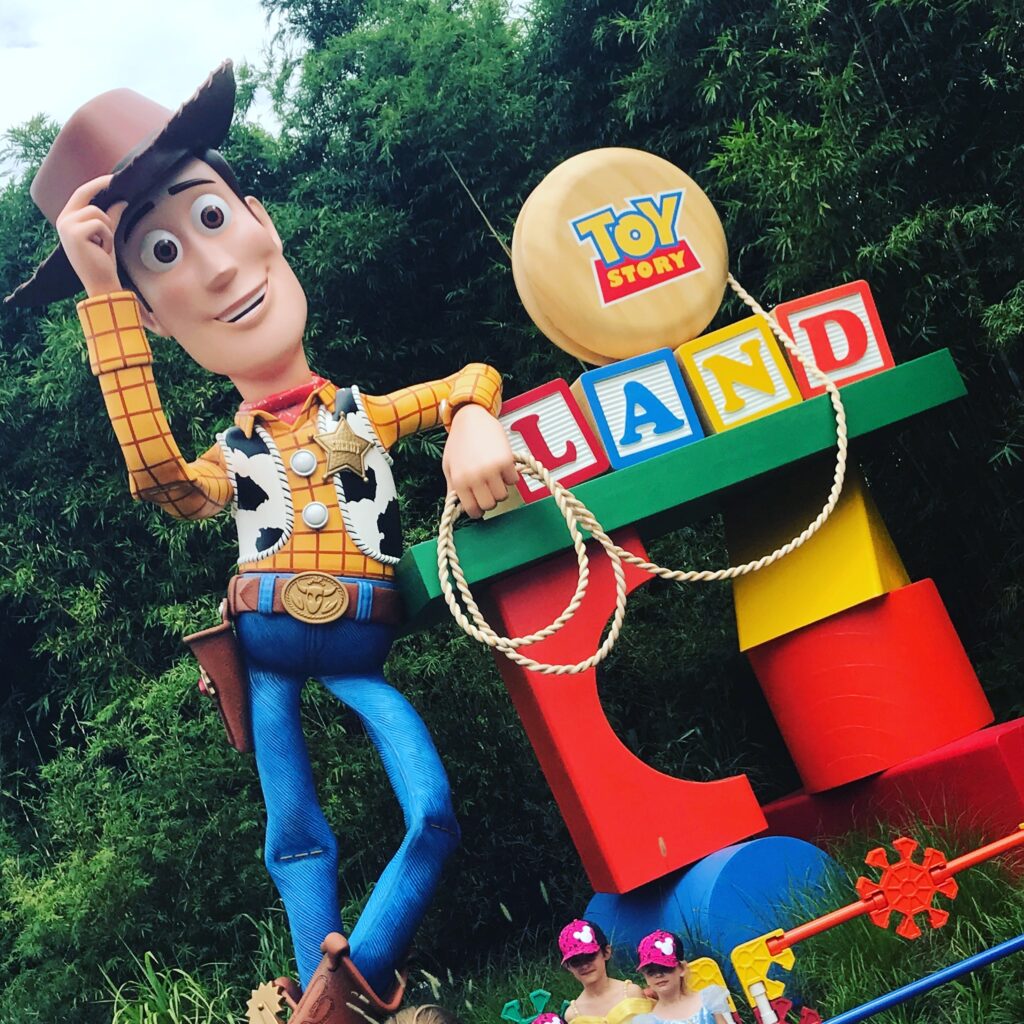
[[397, 350, 966, 631]]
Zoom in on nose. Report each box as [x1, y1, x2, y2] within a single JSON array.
[[208, 262, 237, 291], [195, 238, 239, 292]]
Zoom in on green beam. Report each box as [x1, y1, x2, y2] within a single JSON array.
[[397, 350, 966, 631]]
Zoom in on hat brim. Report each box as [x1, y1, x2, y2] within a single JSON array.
[[6, 61, 235, 307]]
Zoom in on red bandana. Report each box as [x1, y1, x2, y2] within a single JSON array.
[[240, 376, 329, 424]]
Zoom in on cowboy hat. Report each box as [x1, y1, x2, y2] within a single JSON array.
[[6, 60, 235, 307]]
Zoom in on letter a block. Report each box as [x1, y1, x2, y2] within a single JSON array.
[[571, 349, 705, 469], [499, 379, 610, 504], [675, 315, 802, 433], [773, 280, 895, 397]]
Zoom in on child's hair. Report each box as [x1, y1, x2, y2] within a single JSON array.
[[386, 1006, 463, 1024], [587, 921, 610, 949]]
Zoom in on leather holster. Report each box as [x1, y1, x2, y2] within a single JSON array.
[[183, 599, 253, 753]]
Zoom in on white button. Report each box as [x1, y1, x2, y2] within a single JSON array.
[[301, 502, 330, 529], [290, 449, 317, 477]]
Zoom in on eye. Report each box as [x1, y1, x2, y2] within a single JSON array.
[[191, 193, 231, 234], [139, 229, 183, 272]]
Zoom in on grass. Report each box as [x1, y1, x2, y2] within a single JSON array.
[[102, 823, 1024, 1024]]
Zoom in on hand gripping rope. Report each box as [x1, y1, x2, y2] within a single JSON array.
[[437, 275, 850, 674]]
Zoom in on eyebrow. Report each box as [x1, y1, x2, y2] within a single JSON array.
[[167, 177, 214, 195], [122, 179, 216, 242], [122, 201, 155, 242]]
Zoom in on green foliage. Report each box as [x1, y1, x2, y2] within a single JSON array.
[[0, 0, 1022, 1021]]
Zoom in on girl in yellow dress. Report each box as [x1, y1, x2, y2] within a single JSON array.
[[559, 919, 653, 1024]]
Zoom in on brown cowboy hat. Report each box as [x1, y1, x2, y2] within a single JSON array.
[[5, 61, 236, 307]]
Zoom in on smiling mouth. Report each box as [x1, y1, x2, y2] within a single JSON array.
[[218, 282, 268, 323]]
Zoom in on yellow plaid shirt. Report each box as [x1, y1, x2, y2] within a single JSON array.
[[78, 291, 502, 580]]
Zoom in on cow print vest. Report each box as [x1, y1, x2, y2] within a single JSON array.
[[217, 385, 403, 567]]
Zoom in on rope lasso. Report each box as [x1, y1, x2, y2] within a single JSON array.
[[437, 275, 850, 673]]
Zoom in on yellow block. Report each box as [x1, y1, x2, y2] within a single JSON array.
[[675, 315, 802, 433], [725, 460, 909, 650], [729, 930, 794, 1008], [687, 957, 739, 1013]]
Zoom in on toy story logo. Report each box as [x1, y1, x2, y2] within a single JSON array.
[[571, 190, 703, 306]]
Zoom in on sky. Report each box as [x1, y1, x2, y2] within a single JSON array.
[[0, 0, 286, 150]]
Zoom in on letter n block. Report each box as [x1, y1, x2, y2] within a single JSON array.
[[571, 348, 705, 469], [499, 379, 610, 504], [773, 280, 895, 397], [675, 315, 802, 433]]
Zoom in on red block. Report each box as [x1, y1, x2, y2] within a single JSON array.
[[485, 528, 767, 893], [773, 280, 895, 397], [498, 378, 610, 504], [763, 717, 1024, 853], [748, 579, 993, 793]]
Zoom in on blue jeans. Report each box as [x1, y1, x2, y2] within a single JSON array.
[[236, 575, 459, 993]]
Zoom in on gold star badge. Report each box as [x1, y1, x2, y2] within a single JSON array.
[[313, 416, 373, 480]]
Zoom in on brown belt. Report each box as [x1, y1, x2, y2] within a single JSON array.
[[228, 572, 403, 626]]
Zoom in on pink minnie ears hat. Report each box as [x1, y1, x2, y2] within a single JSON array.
[[558, 919, 601, 963], [636, 930, 680, 970], [534, 1015, 565, 1024]]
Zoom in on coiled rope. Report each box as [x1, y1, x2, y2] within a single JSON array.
[[438, 275, 849, 673]]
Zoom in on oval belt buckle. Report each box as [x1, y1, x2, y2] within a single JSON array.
[[282, 572, 350, 624]]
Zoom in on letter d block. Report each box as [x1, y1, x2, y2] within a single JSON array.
[[499, 379, 610, 504], [571, 349, 705, 469], [773, 280, 895, 397], [675, 315, 802, 433]]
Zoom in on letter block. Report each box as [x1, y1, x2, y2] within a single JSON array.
[[724, 461, 910, 650], [499, 379, 610, 504], [675, 315, 802, 433], [571, 349, 705, 469], [487, 528, 767, 894], [773, 280, 895, 397]]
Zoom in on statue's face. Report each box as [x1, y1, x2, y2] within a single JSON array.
[[118, 158, 308, 383]]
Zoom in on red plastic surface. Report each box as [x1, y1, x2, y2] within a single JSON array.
[[748, 579, 993, 792], [763, 717, 1024, 850], [485, 528, 767, 893]]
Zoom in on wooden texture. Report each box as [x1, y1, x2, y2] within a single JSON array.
[[512, 148, 728, 364]]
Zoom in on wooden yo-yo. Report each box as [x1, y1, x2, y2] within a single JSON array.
[[512, 148, 728, 365]]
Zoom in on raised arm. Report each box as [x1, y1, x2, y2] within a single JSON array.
[[59, 176, 232, 519]]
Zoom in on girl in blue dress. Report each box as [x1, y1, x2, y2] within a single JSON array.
[[629, 931, 732, 1024]]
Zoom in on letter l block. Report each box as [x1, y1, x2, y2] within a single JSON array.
[[572, 348, 705, 469], [499, 379, 610, 504]]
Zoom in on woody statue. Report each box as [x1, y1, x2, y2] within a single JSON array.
[[6, 62, 517, 1024]]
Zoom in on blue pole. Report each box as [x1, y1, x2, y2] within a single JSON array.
[[822, 932, 1024, 1024]]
